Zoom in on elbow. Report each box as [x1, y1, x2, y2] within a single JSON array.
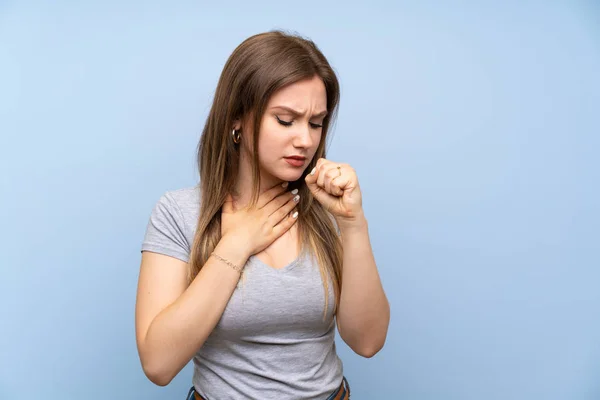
[[339, 325, 389, 359], [341, 330, 387, 358], [141, 357, 176, 387], [346, 314, 390, 358], [357, 303, 391, 358], [348, 319, 389, 358], [354, 338, 386, 358], [143, 365, 174, 387]]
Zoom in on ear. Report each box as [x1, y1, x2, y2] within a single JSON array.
[[232, 119, 242, 131]]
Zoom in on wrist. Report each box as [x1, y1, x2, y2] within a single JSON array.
[[335, 210, 368, 233], [215, 234, 252, 268]]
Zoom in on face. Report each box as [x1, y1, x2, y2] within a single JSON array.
[[239, 75, 328, 184]]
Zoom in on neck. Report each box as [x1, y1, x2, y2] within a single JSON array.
[[233, 148, 283, 208]]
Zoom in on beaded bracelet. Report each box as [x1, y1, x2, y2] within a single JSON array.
[[211, 252, 243, 273]]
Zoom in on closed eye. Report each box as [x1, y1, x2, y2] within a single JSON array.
[[276, 115, 323, 129], [276, 116, 293, 126]]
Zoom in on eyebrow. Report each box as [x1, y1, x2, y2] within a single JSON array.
[[271, 106, 328, 119]]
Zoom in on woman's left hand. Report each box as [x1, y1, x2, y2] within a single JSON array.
[[305, 158, 363, 223]]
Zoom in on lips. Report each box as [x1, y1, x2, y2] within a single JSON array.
[[284, 156, 306, 167], [285, 156, 306, 161]]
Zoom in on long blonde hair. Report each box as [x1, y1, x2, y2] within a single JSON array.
[[189, 30, 343, 315]]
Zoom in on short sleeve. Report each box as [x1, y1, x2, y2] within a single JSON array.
[[141, 192, 191, 263]]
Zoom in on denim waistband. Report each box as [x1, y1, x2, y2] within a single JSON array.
[[186, 376, 350, 400]]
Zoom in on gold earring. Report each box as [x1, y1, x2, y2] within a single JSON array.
[[232, 129, 241, 144]]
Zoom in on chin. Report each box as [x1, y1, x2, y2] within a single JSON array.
[[277, 170, 306, 183], [266, 167, 306, 184]]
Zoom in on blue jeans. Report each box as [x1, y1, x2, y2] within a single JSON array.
[[186, 376, 350, 400]]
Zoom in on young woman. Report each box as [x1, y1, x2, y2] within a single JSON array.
[[135, 30, 390, 400]]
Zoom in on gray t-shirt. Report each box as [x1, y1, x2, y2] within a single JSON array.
[[141, 185, 344, 399]]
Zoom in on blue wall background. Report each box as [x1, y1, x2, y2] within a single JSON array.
[[1, 1, 599, 399]]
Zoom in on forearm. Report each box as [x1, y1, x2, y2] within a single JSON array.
[[336, 213, 390, 357], [141, 237, 248, 385]]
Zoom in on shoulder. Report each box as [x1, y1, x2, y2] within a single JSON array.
[[154, 184, 202, 228], [161, 184, 201, 207], [141, 184, 201, 263]]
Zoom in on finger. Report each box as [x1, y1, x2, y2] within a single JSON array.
[[316, 157, 329, 170], [328, 164, 348, 195], [315, 158, 332, 181], [271, 207, 299, 239], [305, 171, 338, 211], [268, 191, 300, 223], [310, 157, 329, 185], [317, 163, 336, 189], [330, 174, 348, 196], [305, 165, 318, 186], [324, 166, 341, 194], [264, 189, 298, 216], [257, 181, 290, 209], [305, 165, 326, 196], [305, 160, 330, 194], [331, 178, 344, 196]]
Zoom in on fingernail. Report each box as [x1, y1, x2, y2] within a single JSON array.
[[310, 167, 316, 175], [293, 194, 300, 202], [292, 211, 298, 219], [282, 182, 289, 188], [291, 189, 298, 195]]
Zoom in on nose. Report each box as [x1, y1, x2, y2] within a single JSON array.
[[293, 125, 314, 148]]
